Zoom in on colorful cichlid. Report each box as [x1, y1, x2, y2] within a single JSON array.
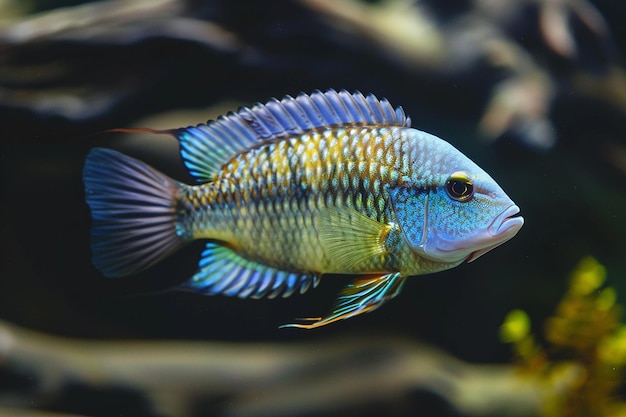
[[83, 89, 524, 328]]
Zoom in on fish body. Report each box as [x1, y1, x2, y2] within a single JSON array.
[[84, 90, 523, 328], [183, 127, 424, 275]]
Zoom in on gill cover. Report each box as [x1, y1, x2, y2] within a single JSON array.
[[390, 186, 429, 250]]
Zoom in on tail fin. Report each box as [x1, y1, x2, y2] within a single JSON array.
[[83, 148, 189, 277]]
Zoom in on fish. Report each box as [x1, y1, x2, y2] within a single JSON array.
[[83, 89, 524, 329]]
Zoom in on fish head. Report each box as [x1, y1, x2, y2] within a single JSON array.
[[392, 130, 524, 265]]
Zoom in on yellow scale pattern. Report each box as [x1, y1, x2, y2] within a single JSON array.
[[180, 126, 414, 276]]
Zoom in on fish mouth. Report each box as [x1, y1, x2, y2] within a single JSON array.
[[466, 205, 524, 263], [420, 204, 524, 264]]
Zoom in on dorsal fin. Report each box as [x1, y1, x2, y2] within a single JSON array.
[[174, 89, 412, 182]]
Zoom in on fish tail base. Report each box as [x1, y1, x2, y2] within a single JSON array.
[[83, 148, 188, 277]]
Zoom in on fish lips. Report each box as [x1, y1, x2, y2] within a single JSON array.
[[422, 204, 524, 264], [466, 205, 524, 262]]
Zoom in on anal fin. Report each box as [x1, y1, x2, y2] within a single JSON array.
[[181, 242, 319, 299], [280, 273, 405, 329]]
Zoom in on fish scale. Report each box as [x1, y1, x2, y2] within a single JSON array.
[[83, 89, 523, 328], [182, 126, 406, 274]]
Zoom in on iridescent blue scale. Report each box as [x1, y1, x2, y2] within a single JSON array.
[[83, 89, 522, 329]]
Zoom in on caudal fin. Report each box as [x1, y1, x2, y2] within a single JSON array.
[[83, 148, 188, 277]]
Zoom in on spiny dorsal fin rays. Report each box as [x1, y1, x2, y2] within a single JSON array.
[[174, 89, 412, 183]]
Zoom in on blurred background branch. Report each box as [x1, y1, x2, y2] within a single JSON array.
[[0, 0, 624, 149], [0, 319, 569, 417], [1, 1, 625, 416], [2, 257, 625, 416]]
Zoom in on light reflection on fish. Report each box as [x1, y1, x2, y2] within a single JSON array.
[[83, 89, 524, 328]]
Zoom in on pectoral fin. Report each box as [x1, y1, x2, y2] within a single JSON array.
[[316, 207, 392, 272], [280, 273, 406, 329]]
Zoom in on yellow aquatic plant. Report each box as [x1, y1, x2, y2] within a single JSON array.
[[501, 256, 626, 417]]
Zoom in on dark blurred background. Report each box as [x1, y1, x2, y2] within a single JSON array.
[[1, 0, 626, 415]]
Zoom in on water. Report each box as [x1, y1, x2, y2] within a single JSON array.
[[1, 0, 625, 416]]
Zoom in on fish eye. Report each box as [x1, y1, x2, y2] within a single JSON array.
[[445, 172, 474, 202]]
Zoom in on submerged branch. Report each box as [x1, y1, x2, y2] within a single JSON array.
[[0, 320, 577, 417]]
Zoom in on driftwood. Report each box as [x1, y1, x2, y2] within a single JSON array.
[[0, 1, 623, 415], [0, 320, 580, 417], [298, 0, 620, 149], [0, 0, 622, 150]]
